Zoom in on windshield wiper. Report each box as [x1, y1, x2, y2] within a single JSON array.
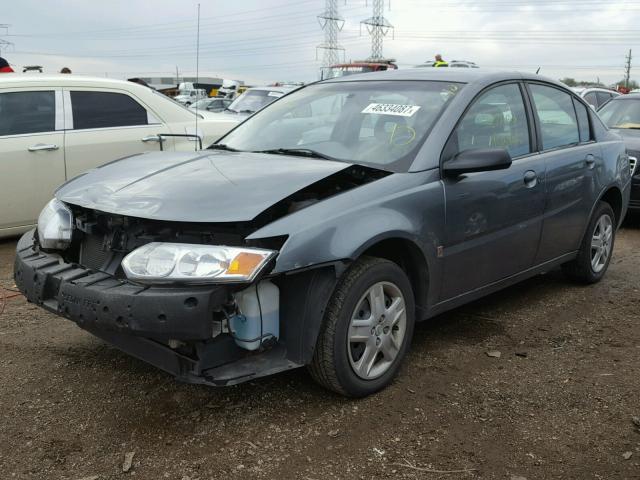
[[238, 109, 255, 114], [224, 107, 239, 113], [254, 148, 336, 161], [208, 143, 240, 152]]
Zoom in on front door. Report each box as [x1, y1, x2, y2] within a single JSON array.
[[440, 83, 546, 300], [0, 89, 66, 233]]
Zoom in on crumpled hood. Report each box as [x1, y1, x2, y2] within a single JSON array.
[[56, 150, 352, 222]]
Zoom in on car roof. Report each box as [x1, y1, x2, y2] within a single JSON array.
[[607, 93, 640, 100], [322, 67, 565, 88], [246, 85, 296, 93], [0, 74, 154, 94], [581, 87, 620, 94]]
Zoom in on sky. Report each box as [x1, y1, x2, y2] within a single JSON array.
[[2, 0, 640, 86]]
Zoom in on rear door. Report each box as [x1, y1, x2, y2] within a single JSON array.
[[63, 89, 167, 179], [440, 82, 546, 300], [527, 83, 600, 263], [0, 89, 66, 233]]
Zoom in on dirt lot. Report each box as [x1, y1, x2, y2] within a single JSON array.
[[0, 223, 639, 480]]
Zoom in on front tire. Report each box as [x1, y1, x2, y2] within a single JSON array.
[[309, 256, 415, 397], [562, 201, 616, 284]]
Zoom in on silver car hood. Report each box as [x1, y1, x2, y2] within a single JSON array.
[[56, 150, 352, 223]]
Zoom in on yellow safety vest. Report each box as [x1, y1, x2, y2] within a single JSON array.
[[434, 60, 449, 67]]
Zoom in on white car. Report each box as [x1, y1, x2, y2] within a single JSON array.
[[174, 88, 208, 106], [202, 86, 296, 126], [0, 75, 239, 238], [571, 87, 621, 110]]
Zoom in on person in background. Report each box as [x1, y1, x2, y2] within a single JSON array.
[[60, 67, 71, 74], [0, 57, 14, 73], [434, 54, 449, 68]]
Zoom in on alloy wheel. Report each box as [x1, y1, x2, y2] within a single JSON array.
[[347, 281, 407, 380], [591, 214, 613, 273]]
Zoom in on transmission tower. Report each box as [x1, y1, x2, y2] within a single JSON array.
[[361, 0, 393, 61], [624, 49, 632, 89], [317, 0, 345, 67], [0, 24, 13, 56]]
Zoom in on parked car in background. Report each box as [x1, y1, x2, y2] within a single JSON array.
[[0, 75, 239, 238], [571, 87, 620, 110], [597, 93, 640, 210], [15, 69, 630, 397], [416, 59, 479, 68], [189, 97, 233, 113], [201, 85, 296, 126], [320, 60, 398, 80], [174, 88, 208, 106]]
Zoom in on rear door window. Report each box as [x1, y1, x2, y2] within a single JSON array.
[[0, 91, 56, 136], [596, 91, 613, 108], [70, 91, 148, 130], [529, 84, 580, 150], [583, 92, 597, 109]]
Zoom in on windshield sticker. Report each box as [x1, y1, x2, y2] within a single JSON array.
[[362, 103, 421, 117], [268, 91, 284, 97]]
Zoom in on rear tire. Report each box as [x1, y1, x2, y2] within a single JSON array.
[[309, 256, 415, 397], [562, 201, 616, 284]]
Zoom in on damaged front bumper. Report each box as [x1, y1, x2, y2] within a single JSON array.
[[13, 230, 301, 386]]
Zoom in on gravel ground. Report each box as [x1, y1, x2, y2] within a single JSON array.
[[0, 221, 639, 480]]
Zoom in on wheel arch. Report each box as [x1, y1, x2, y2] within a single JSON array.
[[599, 185, 623, 226], [358, 236, 430, 320]]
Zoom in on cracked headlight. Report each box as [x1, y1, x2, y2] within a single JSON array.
[[121, 243, 277, 284], [37, 199, 73, 250]]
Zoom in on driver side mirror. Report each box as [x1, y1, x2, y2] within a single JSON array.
[[442, 148, 512, 176]]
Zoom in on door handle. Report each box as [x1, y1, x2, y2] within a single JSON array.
[[585, 154, 596, 169], [28, 143, 59, 152], [523, 170, 538, 188], [141, 135, 161, 142]]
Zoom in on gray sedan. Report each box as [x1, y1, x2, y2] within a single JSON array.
[[15, 69, 631, 397]]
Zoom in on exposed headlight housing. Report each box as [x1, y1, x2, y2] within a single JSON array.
[[37, 199, 73, 250], [121, 243, 277, 284]]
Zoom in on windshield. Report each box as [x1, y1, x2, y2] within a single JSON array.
[[228, 90, 284, 113], [598, 99, 640, 129], [219, 80, 463, 171]]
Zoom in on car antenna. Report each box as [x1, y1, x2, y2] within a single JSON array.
[[194, 3, 201, 151], [536, 67, 541, 74]]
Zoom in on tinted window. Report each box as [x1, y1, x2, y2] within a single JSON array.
[[447, 83, 531, 159], [573, 99, 591, 142], [529, 84, 580, 150], [596, 91, 613, 108], [0, 91, 56, 136], [71, 91, 148, 130], [583, 92, 597, 108]]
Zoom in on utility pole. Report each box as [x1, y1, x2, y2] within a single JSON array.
[[361, 0, 393, 61], [624, 49, 632, 89], [317, 0, 345, 67]]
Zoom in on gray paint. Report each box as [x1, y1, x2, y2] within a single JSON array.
[[56, 151, 350, 222], [56, 69, 631, 314]]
